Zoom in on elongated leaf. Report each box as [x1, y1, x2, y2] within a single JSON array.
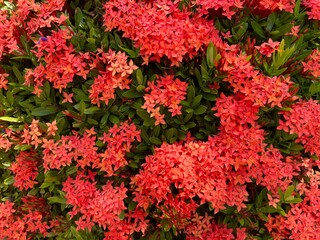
[[0, 116, 22, 123], [251, 20, 265, 38], [31, 107, 56, 116], [4, 176, 14, 185], [48, 196, 66, 204]]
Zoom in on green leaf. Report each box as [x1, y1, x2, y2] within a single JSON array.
[[285, 197, 303, 204], [136, 69, 144, 85], [281, 131, 297, 141], [40, 182, 52, 189], [294, 0, 301, 17], [220, 206, 236, 214], [84, 1, 92, 11], [118, 210, 125, 220], [72, 88, 90, 102], [84, 107, 101, 115], [48, 196, 66, 204], [128, 201, 138, 211], [256, 188, 267, 207], [6, 91, 14, 106], [14, 144, 32, 151], [149, 137, 162, 145], [309, 82, 320, 95], [257, 206, 278, 214], [109, 115, 119, 124], [79, 100, 86, 115], [165, 128, 176, 141], [288, 143, 304, 151], [193, 105, 207, 115], [12, 66, 24, 83], [66, 166, 78, 176], [185, 108, 194, 114], [0, 116, 22, 123], [122, 89, 143, 98], [206, 42, 217, 69], [31, 107, 56, 116], [187, 85, 195, 103], [284, 185, 294, 201], [136, 86, 145, 94], [20, 35, 30, 56], [136, 109, 151, 120], [192, 95, 202, 108], [235, 22, 248, 40], [150, 231, 159, 240], [74, 8, 84, 28], [118, 45, 139, 58], [70, 226, 84, 240], [4, 176, 14, 185], [153, 125, 161, 137], [251, 20, 265, 38]]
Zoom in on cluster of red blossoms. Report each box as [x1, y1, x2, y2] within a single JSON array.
[[104, 0, 221, 66], [142, 75, 188, 125], [0, 0, 320, 239], [0, 196, 60, 239], [0, 0, 66, 59]]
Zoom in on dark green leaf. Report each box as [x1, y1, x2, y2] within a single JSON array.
[[136, 69, 144, 85], [84, 107, 101, 114], [136, 109, 151, 120], [12, 66, 24, 83], [122, 89, 143, 98], [74, 8, 84, 28], [109, 115, 119, 124], [309, 82, 320, 95], [294, 0, 301, 17], [149, 137, 162, 145], [251, 20, 265, 38], [193, 105, 207, 115], [48, 196, 66, 204], [31, 107, 56, 116], [192, 95, 202, 108]]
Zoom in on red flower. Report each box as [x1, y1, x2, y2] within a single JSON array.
[[142, 75, 188, 125], [255, 38, 280, 57], [10, 150, 41, 190]]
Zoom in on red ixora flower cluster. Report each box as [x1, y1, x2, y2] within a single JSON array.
[[302, 0, 320, 20], [42, 121, 140, 175], [221, 50, 296, 107], [302, 49, 320, 78], [0, 129, 12, 151], [0, 72, 9, 90], [10, 150, 40, 190], [25, 29, 90, 95], [192, 0, 244, 19], [278, 99, 320, 158], [266, 169, 320, 239], [104, 0, 221, 66], [255, 38, 280, 57], [186, 214, 247, 240], [99, 121, 141, 176], [133, 92, 302, 237], [0, 0, 66, 59], [89, 49, 138, 106], [63, 171, 148, 239], [0, 196, 59, 240], [142, 75, 188, 125], [42, 131, 99, 171]]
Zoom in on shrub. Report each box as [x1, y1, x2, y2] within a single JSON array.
[[0, 0, 319, 239]]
